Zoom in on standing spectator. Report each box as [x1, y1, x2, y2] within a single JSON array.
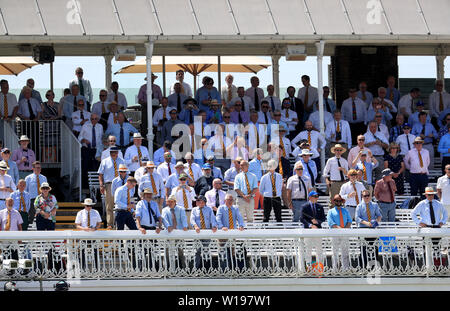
[[194, 164, 215, 196], [366, 99, 393, 127], [162, 108, 183, 143], [323, 144, 348, 205], [79, 113, 103, 187], [438, 124, 450, 175], [320, 86, 336, 113], [395, 123, 416, 156], [17, 86, 42, 121], [364, 121, 389, 180], [259, 159, 283, 222], [170, 173, 195, 223], [216, 193, 245, 230], [100, 136, 124, 161], [42, 89, 62, 149], [107, 81, 127, 110], [168, 82, 189, 111], [281, 99, 300, 139], [429, 80, 450, 130], [292, 121, 325, 161], [377, 86, 398, 113], [206, 100, 223, 124], [63, 84, 86, 126], [153, 97, 171, 144], [111, 164, 129, 197], [295, 149, 317, 187], [105, 112, 139, 153], [347, 135, 372, 168], [1, 148, 18, 184], [18, 78, 42, 103], [385, 75, 401, 109], [437, 164, 450, 216], [412, 112, 437, 169], [341, 88, 367, 144], [75, 198, 102, 231], [114, 177, 138, 230], [34, 182, 58, 231], [24, 161, 46, 225], [161, 194, 189, 231], [398, 88, 420, 119], [9, 179, 30, 230], [179, 98, 199, 125], [98, 146, 124, 229], [383, 143, 405, 195], [184, 152, 202, 182], [91, 89, 110, 116], [408, 101, 430, 127], [389, 113, 405, 143], [325, 110, 352, 159], [411, 187, 448, 228], [69, 67, 93, 111], [262, 84, 281, 112], [157, 153, 177, 185], [308, 101, 333, 132], [221, 74, 237, 108], [139, 74, 163, 137], [230, 86, 253, 111], [135, 188, 163, 234], [153, 141, 175, 166], [374, 168, 397, 222], [99, 101, 121, 131], [356, 81, 373, 108], [297, 75, 318, 121], [169, 70, 192, 97], [326, 194, 352, 271], [124, 133, 150, 176], [245, 76, 264, 111], [205, 178, 226, 214], [196, 77, 221, 112], [0, 79, 18, 121], [71, 99, 90, 137], [286, 86, 304, 132], [0, 161, 15, 210], [287, 162, 312, 222], [257, 101, 272, 125], [230, 100, 249, 124], [233, 160, 258, 223], [0, 198, 22, 231], [404, 137, 429, 197], [300, 191, 326, 266], [352, 150, 378, 186], [339, 169, 365, 220]]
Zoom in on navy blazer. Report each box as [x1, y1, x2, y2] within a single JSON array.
[[300, 201, 326, 228]]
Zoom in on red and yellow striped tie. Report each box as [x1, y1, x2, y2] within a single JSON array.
[[20, 193, 26, 212], [36, 175, 41, 195], [307, 131, 311, 146], [188, 165, 194, 180], [113, 160, 118, 177], [389, 90, 394, 102], [137, 146, 142, 167], [366, 204, 372, 222], [245, 173, 251, 195], [150, 174, 157, 195], [278, 158, 283, 177], [352, 183, 359, 205], [5, 210, 10, 231], [87, 210, 91, 228], [200, 208, 206, 229], [279, 136, 286, 157], [271, 173, 277, 197], [362, 162, 367, 181], [182, 188, 189, 209], [228, 208, 234, 229], [418, 150, 423, 167]]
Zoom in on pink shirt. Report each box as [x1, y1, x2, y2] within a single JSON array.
[[347, 146, 372, 168], [11, 148, 35, 171], [404, 147, 430, 174], [138, 84, 163, 103], [0, 209, 22, 231]]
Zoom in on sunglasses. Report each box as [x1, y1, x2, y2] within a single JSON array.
[[295, 168, 303, 170], [100, 94, 107, 97], [334, 200, 343, 203], [223, 116, 230, 119], [76, 71, 83, 74], [363, 195, 370, 198], [274, 114, 281, 117], [179, 178, 187, 181]]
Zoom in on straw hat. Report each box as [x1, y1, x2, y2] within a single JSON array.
[[18, 135, 30, 142], [331, 144, 347, 154], [82, 198, 96, 206], [118, 164, 128, 172], [40, 182, 52, 191], [423, 187, 437, 195]]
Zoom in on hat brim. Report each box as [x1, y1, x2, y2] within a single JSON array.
[[331, 147, 347, 154], [423, 191, 438, 195], [82, 202, 96, 206]]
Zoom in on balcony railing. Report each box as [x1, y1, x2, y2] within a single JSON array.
[[0, 229, 448, 280]]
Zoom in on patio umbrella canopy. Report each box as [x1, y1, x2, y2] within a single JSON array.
[[0, 57, 39, 75]]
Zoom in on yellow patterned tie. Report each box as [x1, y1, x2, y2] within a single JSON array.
[[353, 182, 359, 205], [188, 165, 194, 180], [36, 175, 41, 195], [3, 94, 7, 118], [182, 188, 189, 209], [150, 174, 157, 195], [362, 162, 367, 181], [366, 204, 372, 222], [222, 138, 226, 159], [418, 150, 423, 167], [245, 173, 251, 195], [5, 210, 10, 231], [102, 102, 106, 114], [113, 159, 118, 177], [137, 146, 142, 167], [191, 135, 195, 153], [362, 91, 366, 101], [228, 207, 234, 229], [200, 208, 206, 229], [279, 136, 286, 157], [271, 173, 277, 197], [163, 108, 166, 119], [20, 193, 26, 212], [285, 109, 288, 118], [5, 161, 9, 169], [389, 90, 394, 102], [87, 210, 91, 228], [278, 158, 283, 177], [308, 131, 311, 146]]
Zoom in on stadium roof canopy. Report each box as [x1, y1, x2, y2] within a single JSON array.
[[1, 0, 450, 56]]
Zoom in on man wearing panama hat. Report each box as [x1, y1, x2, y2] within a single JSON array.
[[404, 136, 430, 197], [11, 135, 36, 179], [75, 198, 102, 231], [323, 144, 349, 206], [135, 188, 162, 234], [411, 187, 448, 228], [124, 132, 149, 175]]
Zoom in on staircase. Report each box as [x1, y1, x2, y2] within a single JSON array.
[[55, 202, 84, 230]]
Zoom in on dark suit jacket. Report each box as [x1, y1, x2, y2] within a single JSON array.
[[194, 176, 214, 196], [275, 156, 292, 180], [300, 202, 326, 228], [292, 97, 305, 131]]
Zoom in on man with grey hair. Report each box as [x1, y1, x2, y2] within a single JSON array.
[[287, 161, 312, 222], [205, 178, 226, 214], [184, 152, 202, 181], [259, 159, 283, 222], [221, 74, 237, 107], [234, 160, 258, 223], [69, 67, 93, 111], [92, 89, 110, 116], [377, 86, 397, 116]]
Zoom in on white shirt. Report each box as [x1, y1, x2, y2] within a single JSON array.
[[69, 78, 93, 103], [229, 95, 254, 111], [395, 133, 416, 156], [292, 147, 319, 160], [308, 110, 333, 131], [378, 97, 397, 113], [246, 122, 266, 151], [404, 147, 430, 174], [0, 92, 18, 117], [221, 85, 238, 106], [263, 95, 282, 111], [124, 145, 150, 172], [107, 91, 127, 109], [364, 130, 389, 156], [170, 81, 193, 97], [281, 109, 299, 131], [205, 188, 226, 209], [368, 123, 389, 142], [78, 122, 103, 148], [170, 186, 195, 210], [153, 106, 172, 129], [292, 130, 326, 153], [0, 174, 15, 199], [297, 85, 318, 110], [156, 162, 176, 183], [75, 208, 102, 228], [398, 94, 414, 117], [325, 119, 352, 147], [437, 175, 450, 205], [341, 97, 367, 123], [339, 181, 365, 207], [71, 110, 90, 132], [257, 111, 273, 124], [286, 174, 312, 200], [101, 147, 124, 161], [429, 91, 450, 118], [184, 162, 202, 181], [134, 166, 147, 184], [323, 157, 349, 181], [91, 101, 110, 116]]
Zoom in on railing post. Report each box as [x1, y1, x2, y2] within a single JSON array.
[[424, 237, 433, 275]]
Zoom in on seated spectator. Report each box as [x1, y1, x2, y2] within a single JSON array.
[[153, 141, 176, 166], [63, 84, 87, 123], [281, 98, 299, 138], [0, 161, 15, 210], [195, 164, 215, 196], [352, 150, 378, 186], [162, 108, 183, 143], [1, 148, 18, 185], [229, 86, 252, 111], [356, 81, 373, 108], [100, 136, 124, 161], [17, 86, 42, 121], [325, 110, 351, 159], [398, 88, 420, 119], [308, 101, 332, 132], [179, 98, 199, 125], [19, 78, 42, 103], [107, 81, 127, 110], [206, 100, 223, 124], [72, 99, 90, 137], [168, 82, 188, 111], [395, 123, 416, 156], [230, 101, 249, 124], [75, 198, 102, 231], [153, 97, 171, 145], [389, 113, 405, 143], [34, 182, 58, 231], [170, 173, 196, 222], [262, 84, 281, 112], [164, 161, 188, 200], [366, 99, 393, 127], [205, 178, 226, 214], [408, 101, 430, 127], [91, 89, 109, 116], [99, 101, 121, 131]]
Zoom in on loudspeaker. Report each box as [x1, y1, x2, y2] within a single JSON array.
[[32, 46, 55, 63]]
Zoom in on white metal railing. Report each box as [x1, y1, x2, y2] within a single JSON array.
[[60, 122, 81, 201], [0, 229, 448, 280]]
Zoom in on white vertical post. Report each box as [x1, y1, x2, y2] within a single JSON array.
[[162, 55, 166, 96], [272, 55, 281, 98], [145, 40, 154, 159], [49, 62, 54, 92], [436, 55, 446, 88], [218, 56, 221, 93], [316, 40, 326, 173], [104, 55, 113, 90]]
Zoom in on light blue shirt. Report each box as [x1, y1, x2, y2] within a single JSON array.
[[327, 206, 352, 228], [355, 161, 378, 185], [139, 173, 165, 198], [165, 173, 181, 193], [114, 184, 135, 211], [161, 205, 188, 229], [63, 95, 87, 118], [190, 206, 217, 229], [234, 171, 258, 195], [408, 112, 430, 127], [438, 108, 450, 128], [97, 157, 125, 183], [5, 159, 19, 185], [195, 86, 221, 111], [135, 199, 161, 227], [179, 108, 199, 125], [268, 120, 289, 135], [366, 109, 392, 125], [356, 90, 373, 107], [313, 97, 336, 113], [216, 205, 245, 229], [355, 201, 382, 227], [212, 166, 223, 180], [111, 175, 128, 197], [224, 167, 239, 183], [386, 88, 401, 107], [299, 159, 317, 182], [259, 172, 283, 197], [438, 133, 450, 157], [248, 158, 264, 181], [153, 148, 176, 166], [24, 173, 47, 199], [105, 122, 138, 147], [9, 190, 31, 212], [411, 122, 438, 144], [411, 199, 448, 226], [206, 109, 223, 123]]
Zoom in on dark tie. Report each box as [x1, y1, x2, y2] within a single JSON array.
[[189, 109, 193, 124], [215, 190, 220, 208], [429, 201, 436, 225], [168, 164, 172, 176], [238, 112, 242, 123], [28, 99, 36, 120], [240, 97, 245, 111], [177, 93, 181, 112], [73, 96, 77, 112], [120, 124, 124, 146], [122, 178, 125, 185], [264, 112, 268, 124], [270, 97, 275, 111], [305, 162, 315, 187], [254, 88, 259, 110], [337, 158, 345, 181], [406, 134, 411, 150], [325, 99, 331, 112], [91, 126, 96, 148], [421, 124, 426, 136], [80, 110, 84, 121], [79, 79, 85, 96], [290, 97, 295, 110], [299, 176, 307, 200]]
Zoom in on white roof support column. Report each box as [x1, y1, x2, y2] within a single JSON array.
[[162, 55, 166, 97], [272, 55, 281, 98], [218, 56, 222, 94], [104, 55, 113, 90], [145, 39, 155, 159], [315, 40, 326, 177], [436, 54, 446, 88]]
